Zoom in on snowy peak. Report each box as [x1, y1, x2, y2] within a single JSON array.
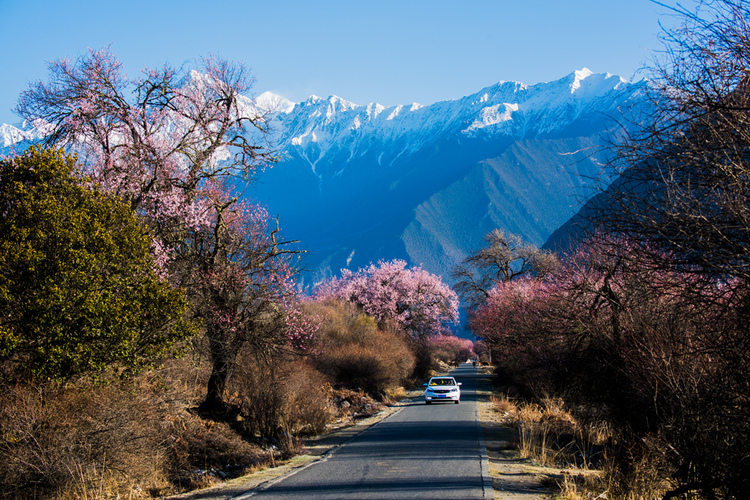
[[256, 91, 295, 114], [264, 69, 644, 167], [0, 120, 51, 148], [246, 70, 652, 284], [571, 67, 595, 92], [572, 68, 627, 93], [1, 70, 645, 166]]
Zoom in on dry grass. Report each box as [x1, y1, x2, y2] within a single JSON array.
[[0, 357, 275, 499], [491, 395, 567, 464], [229, 356, 334, 442], [489, 393, 674, 500]]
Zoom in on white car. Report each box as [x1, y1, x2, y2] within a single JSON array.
[[423, 376, 462, 404]]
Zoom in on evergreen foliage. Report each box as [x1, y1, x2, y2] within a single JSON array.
[[0, 147, 196, 380]]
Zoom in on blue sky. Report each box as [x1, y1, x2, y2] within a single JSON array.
[[0, 0, 680, 125]]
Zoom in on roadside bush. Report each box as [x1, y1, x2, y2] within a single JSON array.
[[230, 354, 333, 443], [473, 234, 750, 498], [0, 357, 271, 499], [308, 301, 415, 395], [0, 380, 171, 499], [330, 387, 384, 421]]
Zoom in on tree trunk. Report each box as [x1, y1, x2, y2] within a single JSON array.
[[199, 332, 234, 413]]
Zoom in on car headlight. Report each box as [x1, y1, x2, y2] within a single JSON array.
[[450, 388, 457, 392]]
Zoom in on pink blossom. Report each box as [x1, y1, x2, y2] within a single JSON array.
[[315, 259, 459, 338]]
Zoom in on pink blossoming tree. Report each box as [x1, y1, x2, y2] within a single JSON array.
[[428, 335, 475, 365], [16, 48, 315, 411], [315, 259, 459, 340], [469, 231, 750, 496]]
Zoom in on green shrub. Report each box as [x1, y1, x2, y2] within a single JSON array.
[[0, 147, 196, 381]]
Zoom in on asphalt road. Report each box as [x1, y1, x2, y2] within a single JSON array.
[[240, 363, 491, 500]]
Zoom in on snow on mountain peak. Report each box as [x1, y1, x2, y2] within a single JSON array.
[[2, 70, 643, 165], [1, 119, 51, 148], [366, 102, 386, 120], [256, 91, 295, 114], [569, 68, 630, 95], [464, 102, 519, 133], [572, 67, 595, 92]]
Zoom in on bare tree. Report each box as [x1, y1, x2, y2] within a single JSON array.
[[594, 0, 750, 282], [451, 229, 558, 308], [585, 2, 750, 497]]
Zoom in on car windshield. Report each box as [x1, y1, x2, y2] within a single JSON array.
[[429, 378, 455, 386]]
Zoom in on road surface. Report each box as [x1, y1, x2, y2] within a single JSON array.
[[240, 363, 491, 499]]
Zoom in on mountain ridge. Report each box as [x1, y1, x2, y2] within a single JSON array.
[[248, 69, 648, 283], [1, 70, 650, 285]]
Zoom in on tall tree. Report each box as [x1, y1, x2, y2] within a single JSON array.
[[190, 201, 316, 411], [15, 48, 276, 249], [452, 229, 558, 309], [16, 49, 311, 409], [593, 0, 750, 282]]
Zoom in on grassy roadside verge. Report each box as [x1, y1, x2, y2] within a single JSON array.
[[474, 366, 562, 500]]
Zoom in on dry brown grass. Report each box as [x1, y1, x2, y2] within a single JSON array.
[[0, 356, 275, 499], [489, 393, 673, 500], [490, 395, 602, 468]]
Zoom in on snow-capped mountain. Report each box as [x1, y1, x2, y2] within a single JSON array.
[[0, 69, 650, 285], [1, 120, 50, 149], [258, 69, 638, 177], [250, 69, 649, 283]]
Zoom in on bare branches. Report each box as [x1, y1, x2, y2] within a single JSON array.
[[592, 1, 750, 283], [15, 48, 277, 218], [563, 2, 750, 496], [451, 229, 558, 309]]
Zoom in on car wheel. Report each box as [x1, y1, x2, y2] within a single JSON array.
[[455, 400, 459, 404], [426, 401, 432, 405]]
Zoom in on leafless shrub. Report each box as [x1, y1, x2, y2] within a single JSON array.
[[0, 356, 272, 499], [229, 354, 333, 444], [308, 301, 416, 395], [0, 380, 172, 499]]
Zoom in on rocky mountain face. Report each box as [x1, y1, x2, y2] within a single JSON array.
[[1, 69, 650, 285], [252, 69, 649, 284]]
